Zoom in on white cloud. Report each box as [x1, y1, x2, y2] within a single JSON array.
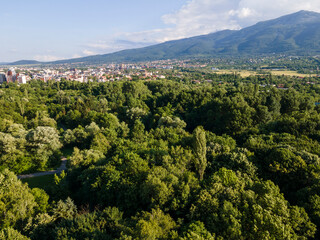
[[35, 52, 92, 61], [161, 0, 320, 39], [161, 0, 241, 38], [72, 54, 82, 59], [86, 0, 320, 54], [33, 55, 65, 62], [82, 49, 97, 56], [229, 7, 255, 19], [85, 36, 160, 55]]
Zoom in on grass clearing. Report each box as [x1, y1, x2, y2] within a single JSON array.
[[22, 174, 55, 191]]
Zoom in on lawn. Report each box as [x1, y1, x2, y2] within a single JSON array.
[[21, 174, 56, 191]]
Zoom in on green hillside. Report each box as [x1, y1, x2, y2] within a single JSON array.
[[6, 10, 320, 65]]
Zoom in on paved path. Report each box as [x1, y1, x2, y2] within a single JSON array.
[[18, 157, 68, 179]]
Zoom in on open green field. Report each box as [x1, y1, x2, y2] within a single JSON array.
[[214, 69, 317, 78], [21, 174, 55, 191], [270, 70, 317, 77], [214, 70, 254, 77]]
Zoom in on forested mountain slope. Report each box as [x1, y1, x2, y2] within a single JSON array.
[[50, 10, 320, 64]]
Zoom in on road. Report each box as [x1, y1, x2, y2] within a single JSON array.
[[18, 157, 67, 179]]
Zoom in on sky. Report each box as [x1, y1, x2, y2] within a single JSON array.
[[1, 0, 320, 62]]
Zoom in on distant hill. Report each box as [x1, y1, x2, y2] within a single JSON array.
[[8, 10, 320, 65], [8, 60, 42, 66]]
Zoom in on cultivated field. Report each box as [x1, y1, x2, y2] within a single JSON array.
[[214, 70, 317, 77]]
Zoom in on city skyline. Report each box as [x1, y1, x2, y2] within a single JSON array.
[[2, 0, 320, 62]]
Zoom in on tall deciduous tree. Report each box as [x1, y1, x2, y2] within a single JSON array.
[[0, 169, 37, 228], [26, 126, 62, 169], [193, 126, 207, 181]]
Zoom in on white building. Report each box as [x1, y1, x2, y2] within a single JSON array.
[[17, 75, 27, 84]]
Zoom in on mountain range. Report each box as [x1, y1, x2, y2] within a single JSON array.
[[7, 10, 320, 65]]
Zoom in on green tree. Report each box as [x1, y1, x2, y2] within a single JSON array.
[[131, 120, 146, 142], [31, 188, 49, 214], [0, 227, 30, 240], [90, 132, 111, 153], [181, 221, 215, 240], [0, 169, 37, 228], [192, 126, 207, 181], [70, 148, 104, 168], [53, 197, 77, 220], [190, 168, 316, 239], [133, 208, 177, 240], [26, 126, 62, 169]]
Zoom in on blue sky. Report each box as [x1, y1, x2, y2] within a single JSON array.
[[1, 0, 320, 62], [0, 0, 185, 62]]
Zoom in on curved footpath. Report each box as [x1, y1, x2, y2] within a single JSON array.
[[18, 157, 67, 179]]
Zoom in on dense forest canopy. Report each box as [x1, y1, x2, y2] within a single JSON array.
[[2, 73, 320, 239]]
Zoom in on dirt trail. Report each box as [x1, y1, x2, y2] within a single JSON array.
[[18, 157, 67, 179]]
